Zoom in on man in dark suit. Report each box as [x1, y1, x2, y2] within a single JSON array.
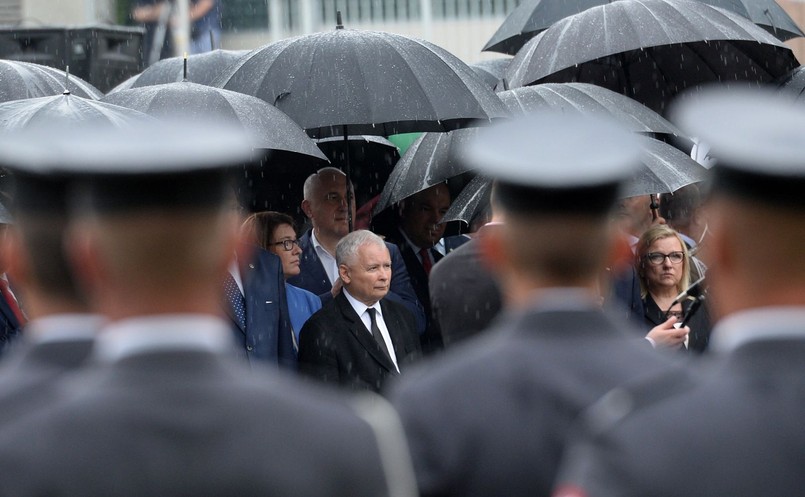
[[299, 229, 422, 393], [387, 112, 682, 497], [288, 167, 426, 333], [385, 183, 469, 352], [554, 89, 805, 497], [0, 120, 410, 497], [223, 240, 296, 369]]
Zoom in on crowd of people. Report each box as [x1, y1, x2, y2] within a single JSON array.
[[0, 86, 801, 496]]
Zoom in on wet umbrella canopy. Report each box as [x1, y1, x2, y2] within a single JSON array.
[[505, 0, 800, 113], [0, 92, 153, 130], [499, 83, 682, 136], [101, 82, 326, 161], [444, 136, 708, 224], [215, 18, 507, 138], [107, 49, 250, 95], [375, 127, 481, 214], [469, 59, 512, 90], [0, 60, 102, 102], [485, 0, 804, 56], [777, 66, 805, 98]]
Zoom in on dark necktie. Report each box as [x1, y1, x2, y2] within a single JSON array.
[[0, 279, 25, 326], [366, 307, 392, 363], [224, 273, 246, 329], [419, 247, 433, 276]]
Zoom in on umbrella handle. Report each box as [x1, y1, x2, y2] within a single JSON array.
[[649, 193, 660, 221]]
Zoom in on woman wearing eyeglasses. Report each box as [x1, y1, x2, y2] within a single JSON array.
[[242, 212, 322, 347], [636, 224, 711, 353]]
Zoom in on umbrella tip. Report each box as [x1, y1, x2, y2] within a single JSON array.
[[183, 52, 188, 82], [63, 64, 71, 94], [336, 11, 344, 29]]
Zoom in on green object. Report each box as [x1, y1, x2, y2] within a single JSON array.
[[387, 132, 422, 157]]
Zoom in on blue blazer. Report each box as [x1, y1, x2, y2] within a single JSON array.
[[288, 230, 426, 334], [285, 282, 321, 345], [224, 248, 296, 369]]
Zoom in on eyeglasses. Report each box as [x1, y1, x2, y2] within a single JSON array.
[[645, 251, 684, 265], [270, 239, 300, 251]]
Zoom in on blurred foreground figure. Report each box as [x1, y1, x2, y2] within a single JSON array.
[[0, 122, 413, 497], [554, 88, 805, 496], [0, 168, 100, 421], [387, 113, 682, 497], [0, 198, 24, 353]]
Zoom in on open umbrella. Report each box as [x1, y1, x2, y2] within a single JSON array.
[[443, 136, 708, 224], [777, 66, 805, 97], [101, 82, 326, 161], [505, 0, 799, 113], [0, 60, 102, 102], [216, 13, 506, 229], [485, 0, 804, 56], [500, 83, 682, 136], [469, 58, 512, 90], [0, 91, 153, 130], [107, 49, 249, 94]]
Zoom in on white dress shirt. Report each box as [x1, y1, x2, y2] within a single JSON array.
[[343, 289, 399, 372], [311, 230, 339, 285]]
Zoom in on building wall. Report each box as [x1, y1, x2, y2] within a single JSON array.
[[13, 0, 115, 26]]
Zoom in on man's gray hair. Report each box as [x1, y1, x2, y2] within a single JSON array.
[[303, 166, 346, 201], [336, 230, 387, 267]]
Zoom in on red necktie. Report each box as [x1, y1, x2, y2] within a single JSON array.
[[419, 248, 433, 276], [0, 279, 26, 326]]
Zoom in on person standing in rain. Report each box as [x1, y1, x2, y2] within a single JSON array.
[[553, 87, 805, 497], [386, 112, 684, 497], [289, 167, 426, 332], [0, 120, 414, 497]]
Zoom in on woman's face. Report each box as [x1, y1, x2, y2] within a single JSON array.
[[643, 236, 685, 293], [269, 223, 302, 279]]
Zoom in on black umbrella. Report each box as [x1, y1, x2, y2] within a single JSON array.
[[316, 135, 400, 207], [216, 13, 506, 229], [374, 127, 481, 214], [107, 49, 250, 94], [443, 136, 708, 224], [0, 60, 102, 102], [500, 83, 682, 136], [505, 0, 799, 113], [777, 66, 805, 97], [469, 58, 512, 90], [0, 92, 153, 130], [485, 0, 804, 56], [101, 82, 326, 161]]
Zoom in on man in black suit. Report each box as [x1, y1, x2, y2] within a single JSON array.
[[299, 229, 422, 393], [387, 112, 682, 497], [554, 89, 805, 497], [386, 183, 468, 352], [0, 120, 410, 497], [288, 167, 426, 333]]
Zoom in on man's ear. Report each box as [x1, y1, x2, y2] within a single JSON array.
[[300, 199, 313, 220], [338, 263, 351, 285]]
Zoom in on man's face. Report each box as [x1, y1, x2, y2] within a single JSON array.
[[340, 242, 392, 306], [615, 196, 654, 237], [401, 184, 451, 248], [306, 172, 355, 241]]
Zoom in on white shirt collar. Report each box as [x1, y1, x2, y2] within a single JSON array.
[[227, 257, 244, 294], [710, 306, 805, 354], [343, 288, 381, 317], [95, 314, 232, 362], [311, 230, 338, 284], [24, 313, 104, 344]]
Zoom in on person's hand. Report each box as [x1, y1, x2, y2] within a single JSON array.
[[646, 316, 688, 349], [330, 278, 343, 298]]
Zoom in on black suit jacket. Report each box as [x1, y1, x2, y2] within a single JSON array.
[[298, 291, 422, 393], [224, 248, 296, 368], [288, 230, 426, 333]]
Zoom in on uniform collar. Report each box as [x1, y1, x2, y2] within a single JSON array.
[[710, 307, 805, 354]]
